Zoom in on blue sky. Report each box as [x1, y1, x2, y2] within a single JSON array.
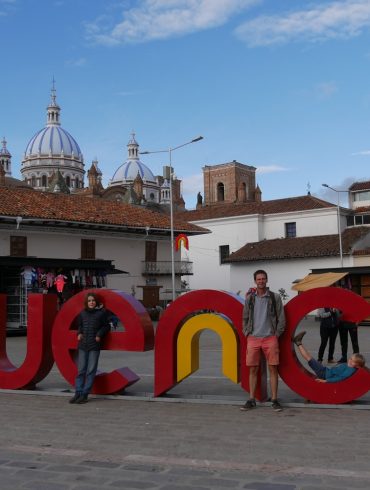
[[2, 0, 370, 208]]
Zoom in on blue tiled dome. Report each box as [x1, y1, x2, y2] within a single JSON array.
[[110, 132, 156, 185], [25, 126, 82, 158], [111, 158, 155, 183], [21, 84, 85, 191]]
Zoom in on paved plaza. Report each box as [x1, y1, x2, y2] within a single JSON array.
[[1, 317, 370, 489]]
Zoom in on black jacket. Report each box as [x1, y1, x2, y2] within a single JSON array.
[[77, 306, 110, 351]]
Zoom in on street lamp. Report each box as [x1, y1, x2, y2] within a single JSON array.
[[322, 183, 346, 268], [141, 136, 203, 301]]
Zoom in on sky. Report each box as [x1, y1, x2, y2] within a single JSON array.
[[2, 0, 370, 208]]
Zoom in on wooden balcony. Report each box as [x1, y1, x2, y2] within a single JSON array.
[[142, 260, 193, 276]]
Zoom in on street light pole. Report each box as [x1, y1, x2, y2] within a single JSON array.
[[322, 183, 344, 268], [141, 136, 203, 301], [169, 146, 175, 303]]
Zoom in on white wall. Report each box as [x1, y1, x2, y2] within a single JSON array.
[[185, 214, 262, 290], [263, 208, 340, 239], [186, 207, 343, 292], [229, 256, 345, 305]]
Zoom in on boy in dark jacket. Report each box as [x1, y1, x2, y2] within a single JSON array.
[[293, 331, 365, 383], [69, 293, 110, 404]]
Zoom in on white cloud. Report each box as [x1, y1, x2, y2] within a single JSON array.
[[352, 149, 370, 155], [182, 172, 204, 195], [256, 165, 289, 174], [317, 177, 355, 206], [86, 0, 260, 45], [0, 0, 17, 16], [235, 0, 370, 47]]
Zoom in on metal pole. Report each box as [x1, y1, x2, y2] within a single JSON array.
[[322, 183, 344, 268], [140, 136, 203, 302], [336, 191, 343, 268], [169, 147, 176, 301]]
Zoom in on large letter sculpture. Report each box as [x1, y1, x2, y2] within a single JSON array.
[[279, 287, 370, 404], [0, 286, 369, 403], [154, 290, 267, 400], [52, 289, 154, 394], [0, 294, 57, 389]]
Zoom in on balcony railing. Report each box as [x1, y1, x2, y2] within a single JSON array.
[[142, 260, 193, 276]]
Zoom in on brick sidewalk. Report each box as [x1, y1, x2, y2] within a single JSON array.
[[1, 393, 370, 489], [1, 317, 370, 489]]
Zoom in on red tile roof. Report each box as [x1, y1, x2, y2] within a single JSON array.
[[178, 195, 335, 221], [351, 206, 370, 213], [227, 227, 370, 263], [0, 187, 208, 234], [349, 181, 370, 191]]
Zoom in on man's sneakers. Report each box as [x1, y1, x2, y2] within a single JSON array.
[[240, 398, 283, 412], [240, 399, 256, 411], [271, 399, 283, 412], [293, 331, 306, 346]]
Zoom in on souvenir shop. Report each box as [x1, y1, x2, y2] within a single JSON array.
[[0, 256, 123, 332]]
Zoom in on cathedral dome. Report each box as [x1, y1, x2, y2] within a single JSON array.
[[21, 83, 85, 191], [25, 126, 82, 159], [110, 159, 156, 184], [110, 133, 156, 185]]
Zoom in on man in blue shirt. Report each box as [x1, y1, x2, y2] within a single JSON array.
[[293, 331, 365, 383]]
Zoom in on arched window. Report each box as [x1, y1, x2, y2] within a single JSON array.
[[217, 182, 225, 202], [66, 176, 71, 187], [41, 175, 47, 187], [75, 177, 79, 188], [31, 176, 36, 187]]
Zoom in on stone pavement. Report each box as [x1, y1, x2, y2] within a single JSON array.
[[1, 317, 370, 489]]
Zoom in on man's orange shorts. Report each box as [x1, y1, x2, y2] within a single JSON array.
[[246, 335, 279, 366]]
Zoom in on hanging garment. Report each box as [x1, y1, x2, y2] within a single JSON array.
[[21, 266, 34, 286], [54, 274, 67, 293], [46, 272, 55, 289]]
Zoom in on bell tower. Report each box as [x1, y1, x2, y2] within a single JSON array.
[[203, 160, 257, 206]]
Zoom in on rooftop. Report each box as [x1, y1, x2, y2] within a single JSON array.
[[179, 195, 336, 221], [0, 187, 208, 235], [227, 227, 370, 263], [349, 181, 370, 191]]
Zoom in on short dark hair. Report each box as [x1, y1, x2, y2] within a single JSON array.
[[84, 292, 100, 309], [254, 269, 268, 281]]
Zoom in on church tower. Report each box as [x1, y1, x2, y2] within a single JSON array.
[[203, 160, 257, 206], [0, 137, 12, 177]]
